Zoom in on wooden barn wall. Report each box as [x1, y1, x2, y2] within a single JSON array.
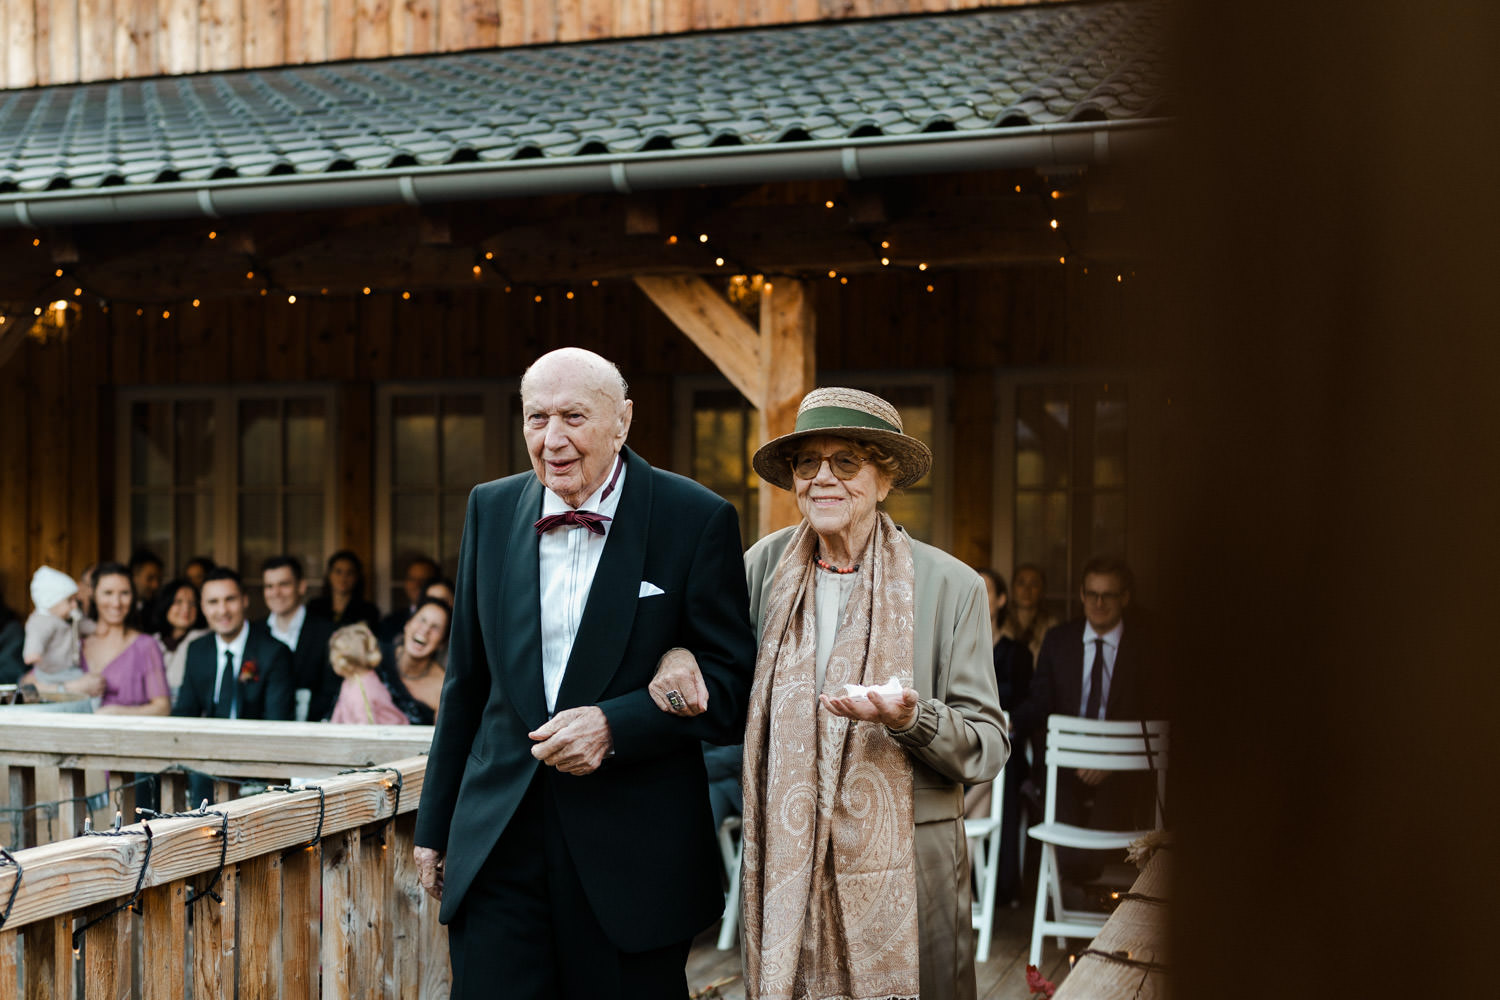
[[1, 0, 1035, 88], [0, 264, 1133, 612]]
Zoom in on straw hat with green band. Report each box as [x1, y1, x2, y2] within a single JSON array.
[[752, 387, 933, 491]]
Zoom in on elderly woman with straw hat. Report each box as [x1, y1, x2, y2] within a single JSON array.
[[652, 387, 1008, 1000]]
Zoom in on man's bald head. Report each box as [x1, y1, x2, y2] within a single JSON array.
[[521, 348, 629, 407], [520, 348, 634, 508]]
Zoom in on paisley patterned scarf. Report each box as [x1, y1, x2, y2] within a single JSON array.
[[741, 513, 920, 1000]]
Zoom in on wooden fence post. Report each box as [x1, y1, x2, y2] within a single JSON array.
[[191, 865, 236, 1000], [280, 845, 321, 1000], [321, 829, 359, 1000], [237, 854, 283, 999], [81, 905, 130, 1000], [141, 881, 187, 1000]]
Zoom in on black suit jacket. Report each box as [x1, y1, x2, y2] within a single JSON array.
[[172, 622, 296, 721], [1012, 615, 1162, 829], [258, 611, 338, 721], [414, 448, 756, 951]]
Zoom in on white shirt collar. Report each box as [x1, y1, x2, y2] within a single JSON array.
[[269, 604, 306, 643], [214, 622, 251, 664], [1082, 619, 1124, 647]]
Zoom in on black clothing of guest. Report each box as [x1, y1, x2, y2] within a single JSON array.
[[992, 634, 1033, 902], [259, 611, 338, 722], [376, 640, 436, 726], [305, 594, 381, 631]]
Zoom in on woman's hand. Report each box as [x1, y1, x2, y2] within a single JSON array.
[[820, 686, 921, 731], [66, 673, 106, 697], [648, 647, 708, 716]]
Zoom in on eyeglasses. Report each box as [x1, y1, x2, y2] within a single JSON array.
[[791, 451, 870, 481], [1081, 590, 1124, 604]]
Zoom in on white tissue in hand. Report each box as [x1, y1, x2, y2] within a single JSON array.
[[841, 677, 903, 701]]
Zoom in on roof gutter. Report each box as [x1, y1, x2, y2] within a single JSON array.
[[0, 119, 1167, 229]]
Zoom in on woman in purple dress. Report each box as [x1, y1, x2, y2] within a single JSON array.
[[78, 562, 170, 715]]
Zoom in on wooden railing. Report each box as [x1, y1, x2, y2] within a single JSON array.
[[0, 715, 449, 999], [1054, 849, 1169, 1000]]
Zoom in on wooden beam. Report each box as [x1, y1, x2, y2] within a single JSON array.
[[633, 275, 761, 403], [757, 277, 815, 537]]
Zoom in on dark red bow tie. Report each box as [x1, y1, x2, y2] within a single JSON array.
[[534, 510, 612, 536]]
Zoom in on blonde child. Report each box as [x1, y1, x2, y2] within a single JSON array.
[[327, 623, 409, 725]]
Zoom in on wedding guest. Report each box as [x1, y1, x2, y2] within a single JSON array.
[[328, 623, 409, 725], [149, 578, 208, 699], [259, 556, 338, 721], [376, 596, 450, 725], [128, 549, 165, 618], [1, 595, 27, 685], [999, 563, 1059, 662], [74, 563, 169, 714], [76, 563, 98, 621], [377, 556, 441, 641], [183, 557, 216, 591], [306, 550, 382, 630], [22, 566, 93, 691]]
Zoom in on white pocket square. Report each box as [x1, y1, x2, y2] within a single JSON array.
[[638, 581, 665, 598]]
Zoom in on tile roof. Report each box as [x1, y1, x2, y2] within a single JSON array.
[[0, 1, 1166, 196]]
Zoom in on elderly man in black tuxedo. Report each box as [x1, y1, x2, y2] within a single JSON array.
[[172, 567, 295, 721], [413, 348, 755, 1000], [1011, 556, 1162, 880]]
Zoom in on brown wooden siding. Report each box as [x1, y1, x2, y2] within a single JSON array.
[[1, 0, 1035, 87], [0, 263, 1139, 612]]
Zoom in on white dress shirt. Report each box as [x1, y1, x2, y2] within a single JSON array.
[[212, 623, 251, 719], [268, 604, 306, 655], [1079, 619, 1124, 718], [538, 456, 626, 714]]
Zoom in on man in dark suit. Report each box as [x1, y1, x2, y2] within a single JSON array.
[[259, 555, 338, 721], [377, 556, 440, 641], [173, 567, 295, 722], [1011, 556, 1162, 877], [413, 348, 755, 1000]]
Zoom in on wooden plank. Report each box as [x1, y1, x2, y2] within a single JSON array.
[[56, 770, 87, 840], [236, 853, 283, 999], [498, 0, 525, 45], [390, 0, 435, 55], [284, 0, 325, 64], [141, 881, 187, 1000], [356, 823, 389, 998], [63, 314, 103, 589], [9, 769, 36, 849], [244, 0, 287, 67], [328, 0, 358, 59], [525, 0, 556, 43], [1053, 851, 1169, 1000], [0, 929, 16, 1000], [190, 864, 235, 1000], [355, 0, 391, 58], [5, 0, 37, 88], [160, 772, 187, 813], [36, 0, 77, 86], [280, 844, 321, 1000], [441, 0, 496, 50], [756, 277, 814, 537], [580, 0, 612, 37], [82, 904, 130, 1000], [388, 815, 420, 1000], [320, 829, 358, 1000], [115, 0, 157, 77], [198, 0, 240, 71], [633, 276, 761, 404], [159, 0, 199, 74], [417, 867, 448, 1000], [21, 913, 71, 1000]]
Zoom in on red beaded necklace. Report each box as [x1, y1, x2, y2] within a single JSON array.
[[815, 555, 860, 575]]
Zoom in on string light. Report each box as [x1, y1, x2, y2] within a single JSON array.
[[880, 241, 890, 250], [484, 251, 494, 260], [880, 257, 890, 266], [321, 288, 328, 295], [925, 284, 934, 293], [565, 291, 574, 300], [472, 265, 481, 277], [1116, 274, 1123, 282], [1014, 184, 1022, 193], [73, 287, 82, 296], [193, 299, 201, 307], [666, 235, 678, 245], [839, 276, 848, 285], [534, 294, 543, 303], [401, 291, 411, 300], [1059, 256, 1066, 264], [246, 271, 255, 280], [287, 294, 296, 304], [698, 234, 709, 243], [32, 237, 41, 246], [208, 230, 217, 240], [714, 257, 725, 267], [162, 310, 170, 319], [1051, 190, 1061, 199], [827, 270, 837, 278], [917, 263, 928, 271], [824, 199, 835, 209], [591, 280, 599, 287], [362, 286, 371, 295], [259, 289, 267, 296], [54, 268, 63, 277], [1049, 219, 1058, 230]]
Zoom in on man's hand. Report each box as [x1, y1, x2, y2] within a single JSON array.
[[529, 706, 614, 775], [1076, 768, 1110, 787], [69, 673, 106, 698], [648, 647, 708, 716], [414, 846, 444, 900], [820, 687, 921, 732]]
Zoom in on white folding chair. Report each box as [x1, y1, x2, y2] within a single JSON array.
[[964, 774, 1005, 961], [715, 814, 744, 950], [1027, 715, 1169, 966]]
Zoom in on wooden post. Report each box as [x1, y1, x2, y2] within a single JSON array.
[[160, 773, 187, 814], [191, 865, 236, 1000], [21, 913, 71, 1000], [0, 929, 16, 1000], [9, 768, 36, 848], [280, 846, 321, 1000], [356, 823, 390, 998], [388, 815, 420, 1000], [82, 905, 130, 1000], [141, 882, 187, 1000], [320, 829, 359, 1000], [757, 278, 816, 538], [635, 272, 817, 539], [236, 854, 283, 1000], [56, 770, 87, 839]]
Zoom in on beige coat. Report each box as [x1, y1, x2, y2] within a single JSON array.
[[744, 526, 1009, 1000]]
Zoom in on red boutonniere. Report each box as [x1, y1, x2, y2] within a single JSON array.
[[1025, 965, 1057, 998], [238, 659, 259, 684]]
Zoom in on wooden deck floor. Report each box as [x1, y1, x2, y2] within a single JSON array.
[[687, 903, 1079, 1000]]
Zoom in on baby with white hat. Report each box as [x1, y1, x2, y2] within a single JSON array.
[[23, 566, 95, 691]]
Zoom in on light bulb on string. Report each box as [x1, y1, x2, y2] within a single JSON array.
[[917, 263, 927, 271], [824, 199, 835, 209], [362, 286, 371, 295], [715, 257, 724, 267], [402, 291, 411, 300], [193, 299, 201, 308], [208, 230, 217, 240], [698, 234, 709, 243], [1049, 219, 1058, 230], [288, 294, 296, 304], [565, 291, 574, 300]]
